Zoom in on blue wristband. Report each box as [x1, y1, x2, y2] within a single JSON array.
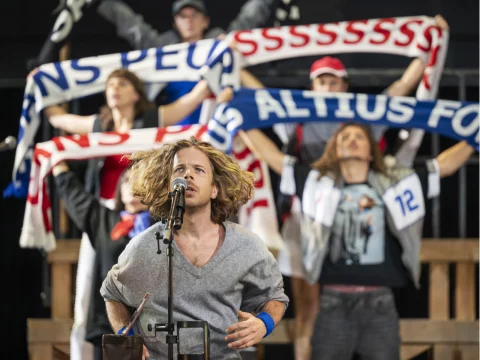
[[255, 312, 274, 338], [117, 326, 135, 336]]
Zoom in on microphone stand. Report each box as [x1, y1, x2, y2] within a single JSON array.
[[155, 187, 183, 360], [153, 187, 211, 360]]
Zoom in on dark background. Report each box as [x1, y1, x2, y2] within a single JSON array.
[[0, 0, 478, 359]]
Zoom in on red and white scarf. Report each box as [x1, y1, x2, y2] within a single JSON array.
[[20, 125, 283, 252]]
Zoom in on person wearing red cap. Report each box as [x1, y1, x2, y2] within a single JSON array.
[[237, 14, 449, 360], [274, 53, 421, 159], [309, 56, 348, 81]]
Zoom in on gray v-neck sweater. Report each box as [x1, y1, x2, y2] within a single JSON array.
[[101, 221, 289, 359]]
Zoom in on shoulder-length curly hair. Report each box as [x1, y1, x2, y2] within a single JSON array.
[[127, 137, 256, 224], [99, 69, 155, 131], [311, 122, 386, 181]]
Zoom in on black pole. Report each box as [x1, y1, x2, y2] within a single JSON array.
[[161, 188, 183, 360], [153, 228, 177, 360], [166, 236, 174, 360], [152, 184, 210, 359]]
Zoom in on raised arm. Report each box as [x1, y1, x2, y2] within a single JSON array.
[[244, 129, 286, 175], [391, 15, 450, 167], [386, 15, 449, 97], [52, 161, 103, 246], [386, 58, 426, 97], [436, 141, 475, 178], [227, 0, 276, 31], [97, 0, 179, 49], [159, 80, 212, 127], [240, 69, 265, 89], [44, 106, 96, 134]]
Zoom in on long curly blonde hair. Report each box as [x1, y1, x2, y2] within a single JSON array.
[[311, 123, 386, 180], [128, 137, 256, 223]]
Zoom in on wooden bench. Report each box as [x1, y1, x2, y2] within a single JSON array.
[[28, 239, 479, 360]]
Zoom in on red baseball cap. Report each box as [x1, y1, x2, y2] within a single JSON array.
[[310, 56, 348, 80]]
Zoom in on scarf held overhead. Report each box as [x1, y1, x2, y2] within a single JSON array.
[[9, 39, 236, 197], [21, 125, 283, 252], [227, 15, 447, 99], [209, 89, 479, 151], [208, 15, 449, 150]]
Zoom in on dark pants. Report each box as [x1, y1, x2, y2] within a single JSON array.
[[311, 287, 400, 360]]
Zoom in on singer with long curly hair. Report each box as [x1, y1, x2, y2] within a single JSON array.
[[128, 137, 256, 223], [101, 137, 289, 360]]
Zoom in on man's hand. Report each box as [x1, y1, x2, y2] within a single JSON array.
[[225, 310, 267, 349]]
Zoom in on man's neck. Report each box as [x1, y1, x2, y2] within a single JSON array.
[[112, 107, 135, 133], [176, 206, 218, 241], [339, 158, 369, 183]]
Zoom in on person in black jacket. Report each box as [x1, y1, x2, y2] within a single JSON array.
[[52, 160, 154, 360]]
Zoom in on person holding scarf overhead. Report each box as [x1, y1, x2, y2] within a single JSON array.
[[51, 160, 154, 360], [237, 114, 474, 359]]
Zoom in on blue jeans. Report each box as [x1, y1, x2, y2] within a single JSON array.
[[311, 287, 400, 360]]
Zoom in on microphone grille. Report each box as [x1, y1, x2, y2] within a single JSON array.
[[171, 177, 188, 189]]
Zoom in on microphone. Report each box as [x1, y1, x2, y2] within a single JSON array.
[[0, 136, 17, 152], [171, 177, 187, 230], [172, 177, 188, 192], [164, 177, 188, 241]]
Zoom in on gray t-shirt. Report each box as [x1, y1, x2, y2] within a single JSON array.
[[101, 221, 289, 360]]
